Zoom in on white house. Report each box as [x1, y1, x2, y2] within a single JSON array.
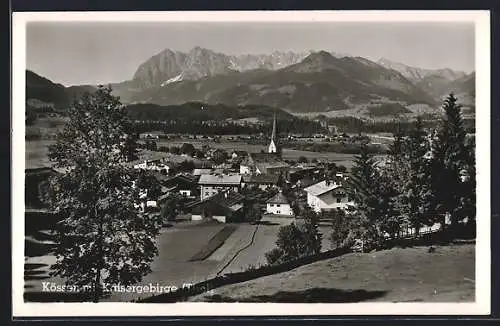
[[304, 179, 354, 213], [266, 191, 293, 216], [133, 159, 171, 174]]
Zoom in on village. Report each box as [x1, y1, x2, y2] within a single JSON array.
[[127, 114, 356, 222], [25, 111, 457, 303], [24, 114, 378, 302]]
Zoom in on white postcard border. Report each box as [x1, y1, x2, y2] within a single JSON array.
[[12, 10, 491, 317]]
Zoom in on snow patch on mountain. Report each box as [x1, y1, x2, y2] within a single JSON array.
[[161, 74, 183, 87]]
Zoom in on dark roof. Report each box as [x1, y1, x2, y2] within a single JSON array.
[[242, 174, 279, 184], [210, 191, 245, 207], [186, 191, 245, 211], [160, 173, 199, 189], [267, 192, 289, 204]]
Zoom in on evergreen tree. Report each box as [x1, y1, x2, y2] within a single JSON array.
[[431, 93, 474, 228], [46, 86, 161, 302], [347, 143, 386, 248], [396, 117, 435, 236], [348, 143, 379, 224]]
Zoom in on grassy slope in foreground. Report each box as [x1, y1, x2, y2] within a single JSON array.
[[190, 244, 474, 303]]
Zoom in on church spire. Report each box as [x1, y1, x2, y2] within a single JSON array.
[[268, 112, 278, 153], [271, 112, 277, 141]]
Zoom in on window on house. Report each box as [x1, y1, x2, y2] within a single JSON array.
[[336, 197, 341, 203], [276, 204, 280, 207], [277, 211, 281, 214]]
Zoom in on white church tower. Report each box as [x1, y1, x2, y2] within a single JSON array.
[[268, 113, 278, 154]]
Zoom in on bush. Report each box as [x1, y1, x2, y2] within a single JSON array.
[[274, 217, 322, 263], [265, 248, 284, 265]]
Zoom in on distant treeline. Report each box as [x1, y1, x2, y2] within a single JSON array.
[[131, 118, 326, 136], [285, 141, 388, 155], [325, 117, 475, 134]]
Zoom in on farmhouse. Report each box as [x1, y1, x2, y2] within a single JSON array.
[[161, 173, 199, 198], [187, 191, 246, 223], [198, 173, 242, 201], [304, 179, 354, 213], [266, 191, 293, 216]]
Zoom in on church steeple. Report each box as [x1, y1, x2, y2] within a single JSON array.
[[268, 112, 278, 153]]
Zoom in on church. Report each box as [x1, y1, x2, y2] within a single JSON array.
[[240, 113, 290, 176]]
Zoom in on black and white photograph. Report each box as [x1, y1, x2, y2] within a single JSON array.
[[12, 10, 491, 317]]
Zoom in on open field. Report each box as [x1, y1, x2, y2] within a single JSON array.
[[25, 220, 232, 302], [155, 140, 363, 167], [24, 217, 292, 302], [190, 243, 475, 303], [26, 139, 364, 169]]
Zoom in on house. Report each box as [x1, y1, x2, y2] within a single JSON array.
[[187, 191, 246, 223], [266, 191, 293, 216], [161, 173, 199, 198], [133, 159, 173, 174], [198, 173, 242, 201], [242, 174, 280, 190], [304, 179, 354, 213]]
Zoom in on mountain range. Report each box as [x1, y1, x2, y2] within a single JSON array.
[[26, 47, 475, 117]]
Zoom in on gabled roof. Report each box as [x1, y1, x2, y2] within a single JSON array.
[[266, 192, 290, 205], [198, 173, 242, 185], [161, 173, 199, 188], [304, 180, 343, 196], [186, 191, 245, 211], [211, 191, 245, 208]]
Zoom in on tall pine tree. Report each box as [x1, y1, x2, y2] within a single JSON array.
[[431, 93, 474, 229], [347, 143, 387, 248], [396, 117, 435, 237]]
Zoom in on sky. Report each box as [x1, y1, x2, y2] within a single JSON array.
[[26, 21, 475, 86]]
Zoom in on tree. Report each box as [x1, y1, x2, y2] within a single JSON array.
[[395, 117, 435, 236], [346, 143, 386, 248], [177, 160, 195, 173], [269, 208, 322, 263], [136, 171, 162, 211], [181, 143, 196, 157], [431, 94, 474, 229], [328, 209, 351, 248], [46, 86, 161, 302], [273, 223, 306, 262], [212, 149, 228, 165], [160, 193, 182, 223], [297, 156, 309, 163], [143, 140, 157, 151]]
